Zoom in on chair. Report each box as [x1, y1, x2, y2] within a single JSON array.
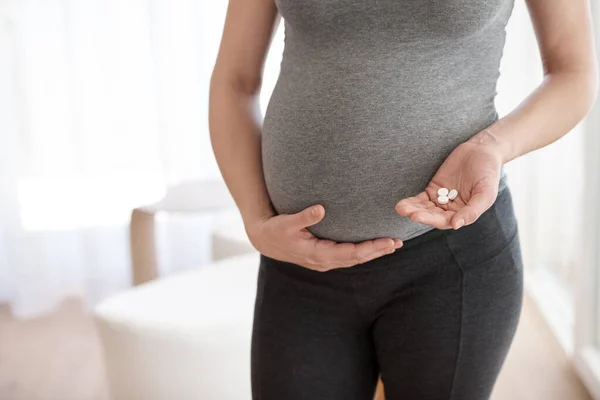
[[129, 180, 236, 285]]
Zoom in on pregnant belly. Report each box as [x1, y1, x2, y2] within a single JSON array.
[[261, 82, 498, 242]]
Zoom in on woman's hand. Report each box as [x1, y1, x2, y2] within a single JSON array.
[[395, 136, 504, 230], [246, 205, 403, 272]]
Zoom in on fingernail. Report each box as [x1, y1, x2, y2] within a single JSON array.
[[311, 206, 319, 217], [454, 219, 465, 229]]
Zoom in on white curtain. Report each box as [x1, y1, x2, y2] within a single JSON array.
[[0, 0, 580, 318], [0, 0, 281, 318], [498, 0, 584, 299]]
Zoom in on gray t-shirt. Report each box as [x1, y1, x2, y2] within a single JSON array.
[[262, 0, 514, 243]]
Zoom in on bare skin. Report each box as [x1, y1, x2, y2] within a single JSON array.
[[396, 0, 598, 229], [210, 0, 598, 270], [209, 0, 401, 272]]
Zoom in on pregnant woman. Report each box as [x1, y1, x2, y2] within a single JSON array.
[[209, 0, 597, 399]]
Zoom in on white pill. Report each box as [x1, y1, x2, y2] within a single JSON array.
[[437, 195, 449, 205], [437, 188, 449, 196], [448, 189, 458, 200]]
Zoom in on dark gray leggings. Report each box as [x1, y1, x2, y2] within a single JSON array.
[[251, 187, 523, 400]]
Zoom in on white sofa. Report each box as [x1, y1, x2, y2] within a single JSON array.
[[94, 252, 260, 400]]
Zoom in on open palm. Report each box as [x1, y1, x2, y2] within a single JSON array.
[[395, 141, 503, 230]]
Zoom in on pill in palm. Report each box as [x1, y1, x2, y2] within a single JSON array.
[[437, 195, 449, 205], [448, 189, 458, 200], [437, 187, 449, 196]]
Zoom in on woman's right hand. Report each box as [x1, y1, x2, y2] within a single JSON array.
[[245, 205, 403, 272]]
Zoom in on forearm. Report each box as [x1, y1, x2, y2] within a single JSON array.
[[470, 69, 599, 163], [209, 78, 275, 226]]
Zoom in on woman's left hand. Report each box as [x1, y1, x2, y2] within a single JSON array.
[[395, 137, 504, 230]]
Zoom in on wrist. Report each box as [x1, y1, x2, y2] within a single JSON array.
[[467, 127, 515, 164], [242, 209, 275, 233]]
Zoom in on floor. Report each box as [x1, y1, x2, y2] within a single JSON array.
[[0, 294, 592, 400]]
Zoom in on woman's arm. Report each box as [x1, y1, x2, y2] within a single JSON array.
[[209, 0, 401, 270], [396, 0, 598, 229], [471, 0, 599, 162], [209, 0, 280, 227]]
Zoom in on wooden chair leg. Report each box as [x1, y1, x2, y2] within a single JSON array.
[[130, 208, 159, 285]]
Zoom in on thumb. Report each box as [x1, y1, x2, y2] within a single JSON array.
[[452, 191, 495, 229], [286, 204, 325, 230]]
